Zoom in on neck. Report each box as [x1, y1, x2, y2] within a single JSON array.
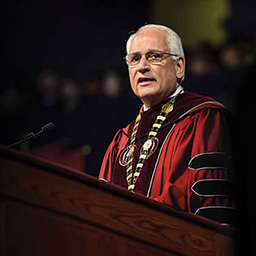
[[143, 85, 183, 111]]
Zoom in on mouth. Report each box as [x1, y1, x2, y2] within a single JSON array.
[[138, 77, 156, 85]]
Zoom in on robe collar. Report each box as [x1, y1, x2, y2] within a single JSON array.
[[124, 90, 225, 140]]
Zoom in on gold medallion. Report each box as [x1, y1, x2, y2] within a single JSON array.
[[162, 103, 174, 113], [143, 139, 153, 151], [140, 137, 159, 158]]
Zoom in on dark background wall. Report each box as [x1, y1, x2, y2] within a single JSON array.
[[3, 0, 152, 84], [2, 0, 152, 172]]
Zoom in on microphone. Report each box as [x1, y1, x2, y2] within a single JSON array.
[[8, 122, 55, 148]]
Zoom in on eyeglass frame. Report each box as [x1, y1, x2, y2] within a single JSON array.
[[124, 50, 180, 66]]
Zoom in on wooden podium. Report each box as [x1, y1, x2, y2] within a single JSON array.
[[0, 146, 235, 256]]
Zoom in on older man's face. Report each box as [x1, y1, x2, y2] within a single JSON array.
[[128, 28, 184, 109]]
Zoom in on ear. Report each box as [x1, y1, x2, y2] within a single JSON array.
[[175, 56, 185, 80]]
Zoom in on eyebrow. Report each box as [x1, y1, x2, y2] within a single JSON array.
[[128, 49, 162, 55]]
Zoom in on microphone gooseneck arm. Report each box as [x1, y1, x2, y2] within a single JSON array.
[[8, 122, 55, 148]]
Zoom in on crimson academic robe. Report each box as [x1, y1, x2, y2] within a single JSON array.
[[99, 91, 236, 224]]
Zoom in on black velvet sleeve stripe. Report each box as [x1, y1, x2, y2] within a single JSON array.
[[188, 152, 232, 170], [191, 179, 235, 197], [195, 206, 238, 225]]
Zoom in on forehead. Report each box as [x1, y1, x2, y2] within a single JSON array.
[[129, 28, 169, 53]]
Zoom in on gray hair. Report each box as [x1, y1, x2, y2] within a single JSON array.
[[126, 24, 185, 59]]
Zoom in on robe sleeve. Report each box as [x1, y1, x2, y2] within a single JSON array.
[[98, 129, 121, 182], [150, 107, 236, 224]]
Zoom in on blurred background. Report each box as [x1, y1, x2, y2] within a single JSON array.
[[1, 0, 256, 254], [2, 0, 256, 174]]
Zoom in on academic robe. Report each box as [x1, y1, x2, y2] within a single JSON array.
[[99, 91, 236, 224]]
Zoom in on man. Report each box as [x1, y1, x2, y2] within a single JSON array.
[[99, 24, 236, 224]]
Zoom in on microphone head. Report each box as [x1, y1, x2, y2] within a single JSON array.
[[42, 122, 55, 132]]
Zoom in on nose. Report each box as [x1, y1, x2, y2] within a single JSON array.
[[137, 55, 150, 73]]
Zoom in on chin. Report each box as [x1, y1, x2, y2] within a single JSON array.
[[140, 94, 164, 107], [138, 92, 156, 103], [137, 87, 157, 98]]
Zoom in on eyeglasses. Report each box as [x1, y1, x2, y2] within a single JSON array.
[[125, 50, 179, 66]]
